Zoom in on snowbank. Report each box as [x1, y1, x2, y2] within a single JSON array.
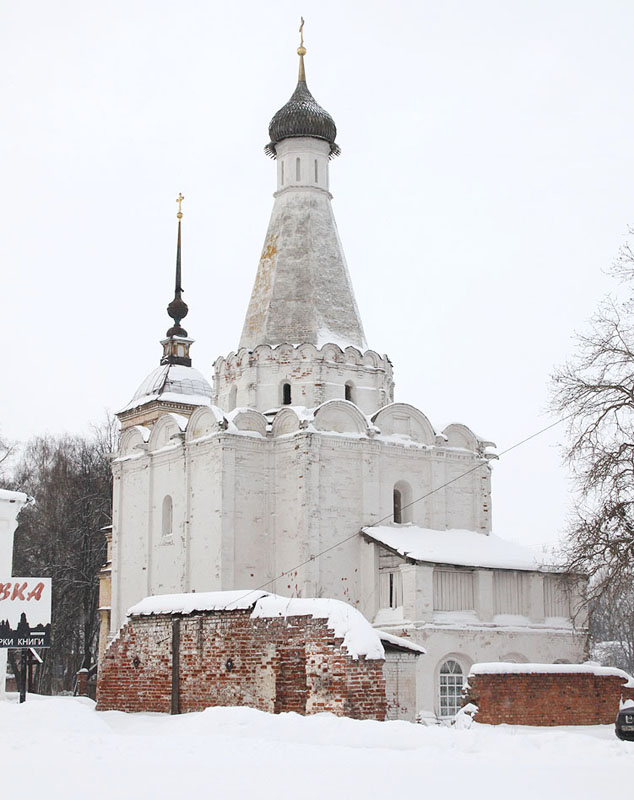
[[0, 695, 632, 800]]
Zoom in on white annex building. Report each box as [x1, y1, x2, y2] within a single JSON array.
[[105, 38, 586, 719]]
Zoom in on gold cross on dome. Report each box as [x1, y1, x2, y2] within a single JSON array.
[[176, 193, 184, 218], [299, 17, 305, 48]]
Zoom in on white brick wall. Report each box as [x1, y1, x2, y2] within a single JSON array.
[[110, 404, 494, 633]]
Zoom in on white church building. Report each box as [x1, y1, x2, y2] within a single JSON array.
[[105, 37, 586, 719]]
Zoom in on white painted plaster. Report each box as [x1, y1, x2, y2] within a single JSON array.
[[112, 126, 587, 714]]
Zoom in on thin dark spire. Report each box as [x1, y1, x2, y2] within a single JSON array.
[[166, 193, 188, 338]]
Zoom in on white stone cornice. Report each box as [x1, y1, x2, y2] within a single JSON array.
[[273, 186, 333, 200]]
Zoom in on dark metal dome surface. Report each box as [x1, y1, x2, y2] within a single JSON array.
[[266, 78, 340, 158]]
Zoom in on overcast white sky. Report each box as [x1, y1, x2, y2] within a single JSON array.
[[2, 1, 634, 549]]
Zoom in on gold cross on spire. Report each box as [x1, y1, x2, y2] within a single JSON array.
[[176, 192, 184, 219], [298, 17, 306, 56]]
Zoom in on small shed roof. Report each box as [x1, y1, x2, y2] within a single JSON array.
[[363, 525, 553, 572]]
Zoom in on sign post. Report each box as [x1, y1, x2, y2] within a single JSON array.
[[0, 578, 51, 702], [19, 649, 27, 703]]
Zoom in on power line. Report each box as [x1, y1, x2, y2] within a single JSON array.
[[227, 411, 574, 608]]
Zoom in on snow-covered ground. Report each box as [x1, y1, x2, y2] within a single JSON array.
[[2, 694, 632, 799]]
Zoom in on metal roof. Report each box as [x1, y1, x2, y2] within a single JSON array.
[[265, 79, 340, 158]]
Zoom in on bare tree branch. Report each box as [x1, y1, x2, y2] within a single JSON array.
[[551, 228, 634, 668]]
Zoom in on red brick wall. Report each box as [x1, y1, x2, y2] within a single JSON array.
[[465, 671, 634, 726], [97, 610, 386, 720]]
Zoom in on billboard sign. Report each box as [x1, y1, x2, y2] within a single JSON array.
[[0, 579, 51, 648]]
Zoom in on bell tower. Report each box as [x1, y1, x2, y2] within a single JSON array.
[[215, 23, 393, 414]]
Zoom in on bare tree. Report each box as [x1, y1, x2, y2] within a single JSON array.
[[0, 430, 16, 481], [590, 586, 634, 673], [551, 229, 634, 651], [9, 420, 113, 693]]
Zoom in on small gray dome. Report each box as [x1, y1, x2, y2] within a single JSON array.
[[265, 52, 340, 160], [268, 79, 337, 144], [120, 364, 212, 413]]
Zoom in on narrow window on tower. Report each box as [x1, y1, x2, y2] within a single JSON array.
[[393, 489, 402, 524], [162, 495, 173, 538], [314, 159, 318, 183], [296, 157, 301, 181], [393, 480, 413, 524], [345, 381, 354, 402], [282, 383, 292, 405], [281, 161, 285, 186]]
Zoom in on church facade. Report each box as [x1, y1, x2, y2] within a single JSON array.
[[106, 39, 586, 719]]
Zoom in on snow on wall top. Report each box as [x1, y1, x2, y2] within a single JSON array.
[[363, 525, 548, 572], [128, 590, 271, 616], [251, 595, 384, 660], [469, 662, 634, 687], [0, 488, 29, 505], [127, 590, 385, 660]]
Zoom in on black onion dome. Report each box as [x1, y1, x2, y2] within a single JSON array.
[[265, 55, 340, 159]]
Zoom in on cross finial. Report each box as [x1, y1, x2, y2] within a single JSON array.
[[176, 192, 184, 219], [298, 17, 306, 56]]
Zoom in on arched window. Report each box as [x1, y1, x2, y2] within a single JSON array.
[[296, 157, 301, 181], [345, 381, 354, 402], [282, 383, 292, 405], [393, 480, 413, 524], [162, 495, 173, 538], [393, 489, 402, 524], [439, 659, 464, 717]]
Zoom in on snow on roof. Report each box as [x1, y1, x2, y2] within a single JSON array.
[[363, 525, 549, 572], [252, 595, 384, 660], [0, 488, 29, 505], [316, 329, 365, 351], [128, 590, 270, 616], [377, 630, 426, 654], [128, 590, 385, 661], [469, 662, 634, 687], [119, 363, 212, 413]]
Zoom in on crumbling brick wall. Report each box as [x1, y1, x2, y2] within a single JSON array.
[[97, 609, 386, 720], [465, 669, 634, 725]]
